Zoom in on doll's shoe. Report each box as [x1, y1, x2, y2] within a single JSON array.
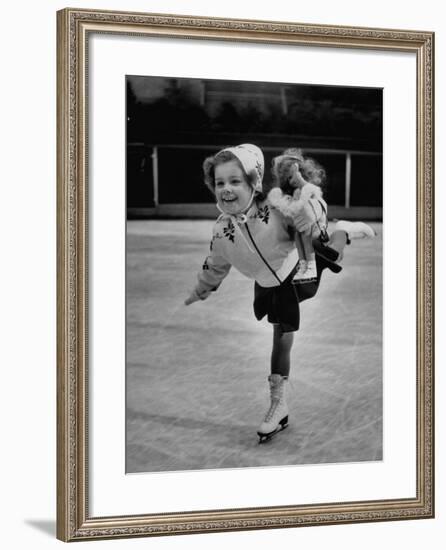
[[295, 259, 307, 274], [292, 259, 317, 284], [334, 220, 376, 239], [292, 259, 307, 283]]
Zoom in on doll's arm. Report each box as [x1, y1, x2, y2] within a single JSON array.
[[291, 165, 326, 235], [268, 186, 326, 237]]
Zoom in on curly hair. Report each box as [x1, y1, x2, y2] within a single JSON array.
[[203, 150, 265, 200], [271, 148, 326, 196]]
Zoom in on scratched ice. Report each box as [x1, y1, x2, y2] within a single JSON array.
[[126, 220, 383, 473]]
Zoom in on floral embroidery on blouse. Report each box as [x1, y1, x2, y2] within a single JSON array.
[[222, 220, 235, 242], [211, 219, 236, 249], [255, 204, 270, 224]]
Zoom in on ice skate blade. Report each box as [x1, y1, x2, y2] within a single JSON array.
[[257, 417, 289, 444]]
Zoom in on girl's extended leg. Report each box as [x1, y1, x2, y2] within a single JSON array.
[[271, 324, 294, 377], [328, 220, 376, 262]]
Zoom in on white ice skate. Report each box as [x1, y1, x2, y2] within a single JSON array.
[[257, 374, 289, 443], [334, 220, 376, 239], [292, 259, 317, 285]]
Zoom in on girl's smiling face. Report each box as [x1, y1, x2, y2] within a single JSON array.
[[214, 160, 253, 215]]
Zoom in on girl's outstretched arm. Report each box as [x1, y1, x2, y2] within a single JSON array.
[[184, 239, 231, 305]]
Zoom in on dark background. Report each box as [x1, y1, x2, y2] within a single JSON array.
[[126, 76, 382, 218]]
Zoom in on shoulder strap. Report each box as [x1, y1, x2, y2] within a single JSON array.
[[244, 223, 283, 285]]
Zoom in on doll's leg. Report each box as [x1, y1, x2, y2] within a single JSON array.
[[294, 231, 306, 261], [302, 232, 316, 263], [293, 232, 317, 284], [302, 233, 317, 276], [293, 233, 308, 279]]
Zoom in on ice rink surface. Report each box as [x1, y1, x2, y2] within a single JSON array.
[[126, 220, 382, 473]]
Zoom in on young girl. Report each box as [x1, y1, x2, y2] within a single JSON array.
[[184, 143, 375, 443]]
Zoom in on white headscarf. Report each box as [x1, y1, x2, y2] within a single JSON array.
[[217, 143, 264, 194]]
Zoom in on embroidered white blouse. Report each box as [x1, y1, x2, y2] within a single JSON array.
[[193, 200, 302, 299]]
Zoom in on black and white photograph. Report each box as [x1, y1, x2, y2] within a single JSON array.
[[125, 75, 383, 474], [51, 4, 434, 544], [1, 0, 439, 546]]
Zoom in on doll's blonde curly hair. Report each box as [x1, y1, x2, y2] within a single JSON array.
[[271, 148, 326, 196]]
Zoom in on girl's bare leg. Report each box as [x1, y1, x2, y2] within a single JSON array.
[[271, 324, 294, 377], [328, 230, 349, 261], [327, 221, 375, 261]]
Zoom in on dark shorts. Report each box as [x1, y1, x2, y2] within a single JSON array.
[[253, 255, 334, 333]]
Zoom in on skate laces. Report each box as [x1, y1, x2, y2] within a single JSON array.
[[264, 383, 285, 422], [264, 399, 280, 422]]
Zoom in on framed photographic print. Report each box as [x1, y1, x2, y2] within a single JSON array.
[[57, 8, 434, 542]]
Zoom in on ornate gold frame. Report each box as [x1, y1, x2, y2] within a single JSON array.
[[56, 7, 434, 542]]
